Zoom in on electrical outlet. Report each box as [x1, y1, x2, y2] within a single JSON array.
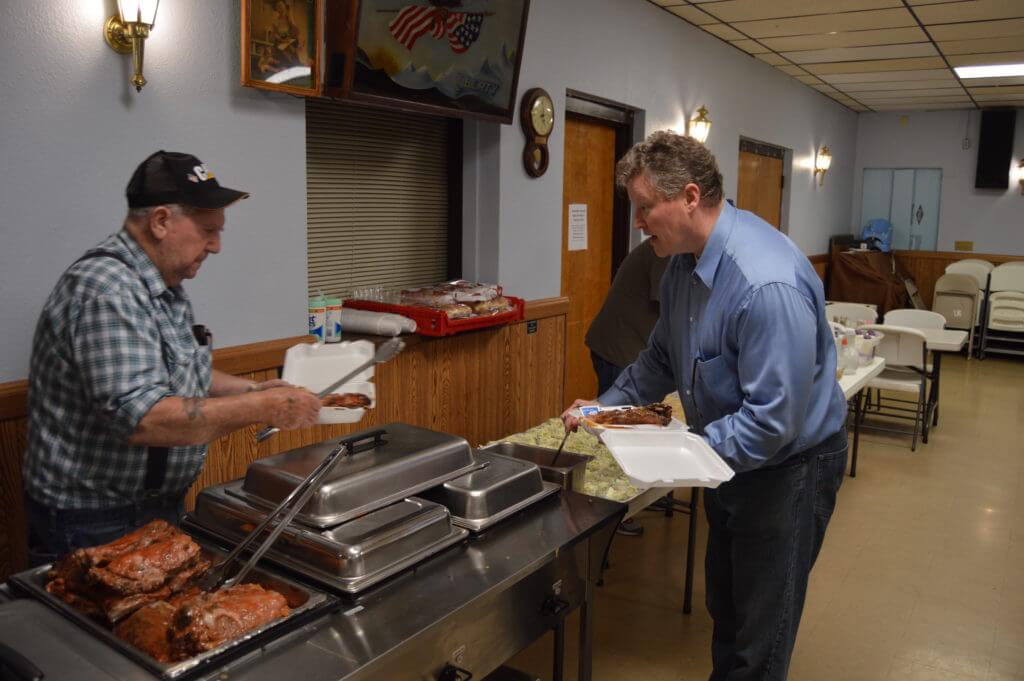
[[955, 241, 974, 251]]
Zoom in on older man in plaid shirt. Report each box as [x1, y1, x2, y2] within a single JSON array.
[[24, 151, 322, 565]]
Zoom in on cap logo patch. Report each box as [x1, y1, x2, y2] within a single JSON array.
[[192, 164, 215, 182]]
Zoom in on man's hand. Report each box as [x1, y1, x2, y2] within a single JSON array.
[[561, 398, 599, 434], [259, 387, 322, 430]]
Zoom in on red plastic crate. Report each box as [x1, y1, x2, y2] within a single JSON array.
[[344, 296, 525, 337]]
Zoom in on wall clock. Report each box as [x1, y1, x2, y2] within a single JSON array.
[[520, 88, 554, 178]]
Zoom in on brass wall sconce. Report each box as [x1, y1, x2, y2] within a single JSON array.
[[689, 106, 711, 144], [104, 1, 161, 92], [814, 146, 832, 186]]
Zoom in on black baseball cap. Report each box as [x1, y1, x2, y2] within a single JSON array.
[[126, 150, 249, 209]]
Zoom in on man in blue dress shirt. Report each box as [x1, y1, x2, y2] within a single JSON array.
[[563, 131, 848, 681]]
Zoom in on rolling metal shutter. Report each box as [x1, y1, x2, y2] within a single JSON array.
[[306, 98, 449, 298]]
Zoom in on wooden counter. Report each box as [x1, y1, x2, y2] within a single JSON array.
[[0, 298, 569, 579]]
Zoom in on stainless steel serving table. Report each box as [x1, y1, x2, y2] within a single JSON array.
[[2, 490, 624, 681]]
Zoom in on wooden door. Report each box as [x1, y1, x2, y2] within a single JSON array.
[[561, 116, 616, 405], [737, 147, 784, 229]]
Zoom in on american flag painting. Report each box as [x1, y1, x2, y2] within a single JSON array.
[[388, 5, 485, 53]]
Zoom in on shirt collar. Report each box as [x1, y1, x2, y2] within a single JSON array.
[[116, 230, 175, 301], [693, 201, 735, 289]]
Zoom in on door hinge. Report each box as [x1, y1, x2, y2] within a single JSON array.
[[780, 175, 785, 189]]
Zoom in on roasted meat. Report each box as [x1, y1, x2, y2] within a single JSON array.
[[46, 520, 208, 624], [320, 392, 371, 408], [169, 584, 290, 659], [114, 601, 177, 663], [589, 403, 673, 427]]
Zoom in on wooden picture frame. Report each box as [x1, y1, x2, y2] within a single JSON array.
[[242, 0, 323, 97], [324, 0, 530, 124]]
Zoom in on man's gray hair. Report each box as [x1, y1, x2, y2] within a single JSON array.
[[615, 130, 724, 206], [125, 204, 197, 221]]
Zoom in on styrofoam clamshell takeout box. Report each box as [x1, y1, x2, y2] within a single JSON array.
[[572, 405, 688, 437], [282, 341, 376, 424], [598, 430, 735, 489]]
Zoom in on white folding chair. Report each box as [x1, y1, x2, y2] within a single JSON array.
[[980, 265, 1024, 358], [825, 302, 877, 328], [884, 309, 946, 329], [932, 273, 980, 355], [861, 324, 929, 451], [951, 259, 994, 271]]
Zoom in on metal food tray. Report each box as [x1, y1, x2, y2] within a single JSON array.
[[419, 451, 562, 533], [187, 491, 469, 595], [233, 423, 482, 528], [7, 539, 336, 681], [482, 441, 591, 492]]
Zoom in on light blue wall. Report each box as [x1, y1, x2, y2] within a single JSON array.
[[0, 0, 859, 381], [852, 110, 1024, 253]]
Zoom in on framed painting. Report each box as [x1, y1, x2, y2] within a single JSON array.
[[324, 0, 530, 123], [242, 0, 323, 96]]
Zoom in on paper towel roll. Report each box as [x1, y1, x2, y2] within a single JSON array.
[[340, 308, 416, 336]]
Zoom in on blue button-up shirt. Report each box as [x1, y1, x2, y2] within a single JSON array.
[[599, 202, 847, 472]]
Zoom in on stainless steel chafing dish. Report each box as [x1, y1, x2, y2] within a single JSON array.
[[189, 424, 478, 594], [189, 488, 467, 594], [7, 539, 335, 680], [230, 424, 480, 528], [419, 451, 560, 532]]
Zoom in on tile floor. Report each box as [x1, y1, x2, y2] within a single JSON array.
[[506, 355, 1024, 681]]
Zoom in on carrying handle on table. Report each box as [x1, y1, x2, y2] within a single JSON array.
[[0, 641, 44, 681], [337, 428, 388, 456]]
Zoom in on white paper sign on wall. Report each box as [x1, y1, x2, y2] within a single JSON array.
[[568, 204, 588, 251]]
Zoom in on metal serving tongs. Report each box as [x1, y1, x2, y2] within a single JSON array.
[[197, 430, 385, 591], [255, 338, 405, 444]]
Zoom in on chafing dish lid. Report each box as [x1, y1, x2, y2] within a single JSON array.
[[234, 423, 477, 528]]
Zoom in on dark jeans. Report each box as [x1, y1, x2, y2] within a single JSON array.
[[590, 351, 624, 396], [25, 493, 185, 567], [704, 430, 848, 681]]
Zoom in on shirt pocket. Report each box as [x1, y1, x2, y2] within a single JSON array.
[[695, 354, 744, 422], [157, 322, 199, 394]]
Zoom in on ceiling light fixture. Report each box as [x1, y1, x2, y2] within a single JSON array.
[[954, 63, 1024, 79], [689, 106, 711, 144], [104, 0, 160, 92]]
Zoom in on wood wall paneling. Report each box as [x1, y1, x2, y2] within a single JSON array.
[[0, 309, 567, 580]]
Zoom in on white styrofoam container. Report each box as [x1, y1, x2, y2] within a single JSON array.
[[281, 341, 376, 424], [599, 430, 735, 489], [573, 405, 687, 437]]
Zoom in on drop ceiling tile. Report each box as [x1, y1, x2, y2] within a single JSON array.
[[960, 75, 1024, 86], [840, 79, 958, 91], [810, 83, 842, 94], [731, 39, 771, 54], [782, 43, 938, 64], [907, 0, 964, 4], [864, 95, 973, 105], [649, 0, 684, 6], [698, 0, 901, 24], [928, 18, 1024, 41], [755, 52, 789, 66], [967, 84, 1024, 95], [854, 87, 968, 100], [871, 102, 974, 111], [948, 50, 1024, 67], [701, 23, 747, 41], [972, 93, 1024, 102], [937, 36, 1024, 56], [795, 74, 826, 84], [804, 56, 947, 75], [776, 64, 809, 76], [732, 8, 917, 39], [915, 0, 1024, 25], [664, 5, 717, 25], [822, 68, 955, 83], [760, 27, 928, 52]]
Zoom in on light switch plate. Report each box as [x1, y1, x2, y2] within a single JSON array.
[[955, 241, 974, 252]]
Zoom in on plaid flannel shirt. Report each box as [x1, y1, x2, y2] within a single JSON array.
[[24, 230, 212, 510]]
